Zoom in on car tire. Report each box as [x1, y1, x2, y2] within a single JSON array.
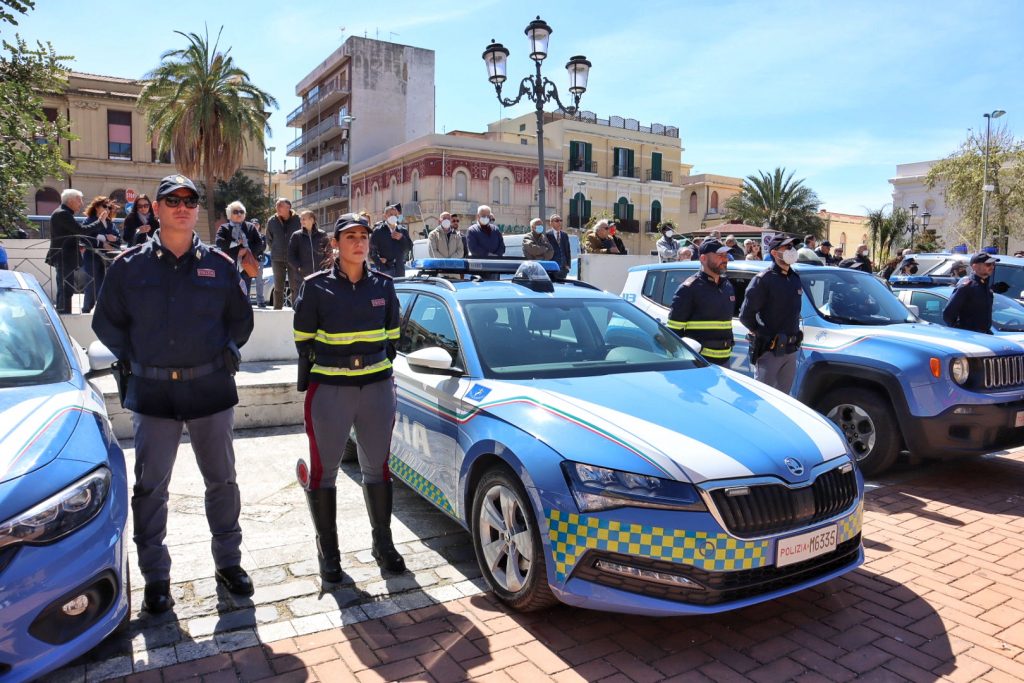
[[341, 436, 358, 463], [817, 387, 901, 476], [471, 466, 557, 612]]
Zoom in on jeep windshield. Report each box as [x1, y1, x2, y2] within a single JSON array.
[[0, 288, 71, 387], [464, 298, 704, 379], [993, 294, 1024, 332], [802, 269, 918, 325]]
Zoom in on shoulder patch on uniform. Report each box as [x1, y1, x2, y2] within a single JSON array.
[[304, 269, 329, 281], [956, 276, 971, 287], [210, 248, 234, 264], [682, 274, 699, 287]]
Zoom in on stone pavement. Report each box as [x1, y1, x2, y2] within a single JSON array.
[[50, 432, 1024, 682]]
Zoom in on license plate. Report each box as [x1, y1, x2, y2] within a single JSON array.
[[1015, 410, 1024, 428], [776, 524, 838, 567]]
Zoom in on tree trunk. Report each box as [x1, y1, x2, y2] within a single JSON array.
[[205, 172, 218, 243]]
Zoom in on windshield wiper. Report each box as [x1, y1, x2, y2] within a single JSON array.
[[821, 312, 870, 325]]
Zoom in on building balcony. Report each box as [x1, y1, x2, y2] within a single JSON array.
[[286, 75, 351, 128], [293, 184, 350, 211], [567, 160, 597, 173], [645, 169, 673, 183], [286, 113, 352, 157], [612, 167, 639, 179], [292, 148, 349, 183]]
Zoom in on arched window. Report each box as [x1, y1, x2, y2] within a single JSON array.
[[650, 200, 662, 230], [570, 192, 590, 229], [614, 196, 631, 220], [388, 177, 397, 205], [372, 183, 381, 214], [501, 178, 511, 206], [689, 191, 698, 214], [491, 176, 501, 203], [454, 170, 468, 200], [840, 231, 847, 247], [35, 187, 61, 216], [710, 191, 719, 213], [411, 171, 420, 201]]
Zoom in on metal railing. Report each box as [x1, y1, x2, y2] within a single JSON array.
[[612, 167, 639, 179], [286, 76, 350, 125], [645, 169, 673, 182], [548, 109, 680, 138], [292, 148, 349, 181], [286, 113, 352, 155], [293, 185, 350, 210], [568, 160, 597, 173]]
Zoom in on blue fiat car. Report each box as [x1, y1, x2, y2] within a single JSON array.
[[386, 259, 863, 615], [0, 271, 129, 682]]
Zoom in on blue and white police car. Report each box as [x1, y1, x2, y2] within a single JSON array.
[[0, 271, 129, 682], [387, 258, 862, 615]]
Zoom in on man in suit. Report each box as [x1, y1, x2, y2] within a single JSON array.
[[48, 189, 100, 314], [546, 213, 572, 280]]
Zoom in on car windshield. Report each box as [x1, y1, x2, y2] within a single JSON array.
[[464, 298, 704, 379], [992, 294, 1024, 332], [0, 288, 71, 387], [802, 269, 918, 325]]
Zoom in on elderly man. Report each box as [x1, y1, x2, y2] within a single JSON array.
[[266, 198, 301, 309], [815, 240, 838, 265], [48, 189, 101, 314], [546, 213, 571, 279], [427, 211, 465, 258], [583, 219, 619, 254], [724, 235, 744, 261], [523, 218, 554, 260], [370, 202, 412, 276], [466, 205, 504, 257]]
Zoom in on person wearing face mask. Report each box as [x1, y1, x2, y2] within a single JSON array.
[[370, 202, 413, 276], [943, 252, 999, 334], [466, 205, 505, 257], [839, 244, 873, 273], [667, 240, 736, 366], [427, 211, 465, 258], [123, 194, 159, 246], [656, 224, 680, 262], [522, 218, 554, 261], [608, 223, 628, 255], [739, 235, 805, 393]]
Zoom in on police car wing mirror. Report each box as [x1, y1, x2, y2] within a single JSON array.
[[406, 346, 457, 374], [906, 304, 920, 318], [681, 337, 703, 357], [85, 340, 117, 378], [993, 281, 1010, 294]]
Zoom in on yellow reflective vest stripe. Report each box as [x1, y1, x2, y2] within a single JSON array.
[[310, 358, 392, 377]]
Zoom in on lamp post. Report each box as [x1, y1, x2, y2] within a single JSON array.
[[980, 109, 1006, 250], [483, 17, 591, 223], [576, 180, 586, 230], [267, 146, 276, 203], [908, 202, 918, 250]]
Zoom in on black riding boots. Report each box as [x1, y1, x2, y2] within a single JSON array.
[[363, 482, 407, 572], [305, 489, 344, 583]]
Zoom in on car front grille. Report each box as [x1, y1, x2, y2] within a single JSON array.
[[982, 355, 1024, 390], [707, 466, 858, 538]]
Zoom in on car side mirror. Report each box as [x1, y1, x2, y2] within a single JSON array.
[[906, 304, 920, 317], [406, 346, 459, 374], [681, 337, 703, 356], [85, 340, 117, 378], [993, 282, 1010, 294]]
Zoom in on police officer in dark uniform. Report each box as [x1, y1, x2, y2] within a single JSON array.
[[369, 202, 413, 277], [943, 252, 998, 333], [667, 239, 736, 366], [92, 174, 255, 613], [293, 213, 406, 583], [739, 235, 804, 393]]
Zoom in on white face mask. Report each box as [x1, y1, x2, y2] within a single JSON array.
[[386, 215, 398, 227], [663, 230, 674, 238], [478, 216, 490, 226], [781, 249, 799, 265], [441, 219, 451, 230]]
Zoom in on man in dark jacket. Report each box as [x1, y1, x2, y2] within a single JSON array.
[[545, 213, 572, 280], [943, 252, 997, 333], [839, 244, 873, 273], [266, 198, 301, 309], [369, 202, 412, 276], [466, 205, 505, 257], [667, 240, 736, 365], [215, 201, 265, 301], [48, 189, 100, 314], [288, 211, 331, 293]]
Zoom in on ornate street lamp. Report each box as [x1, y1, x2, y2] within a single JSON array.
[[980, 109, 1006, 250], [483, 17, 591, 224], [908, 202, 918, 249]]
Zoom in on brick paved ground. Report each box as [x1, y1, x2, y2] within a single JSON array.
[[55, 450, 1024, 682]]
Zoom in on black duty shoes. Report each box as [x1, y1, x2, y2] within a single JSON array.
[[215, 565, 255, 596]]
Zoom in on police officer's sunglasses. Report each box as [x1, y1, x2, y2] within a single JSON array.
[[161, 195, 199, 209]]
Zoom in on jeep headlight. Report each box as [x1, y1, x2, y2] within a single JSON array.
[[562, 462, 706, 512], [0, 468, 111, 550], [950, 357, 970, 385]]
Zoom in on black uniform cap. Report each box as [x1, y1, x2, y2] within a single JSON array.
[[699, 239, 732, 255], [767, 235, 798, 250], [156, 174, 199, 200], [334, 213, 371, 236], [971, 252, 999, 265]]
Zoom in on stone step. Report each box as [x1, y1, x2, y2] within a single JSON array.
[[92, 360, 303, 439]]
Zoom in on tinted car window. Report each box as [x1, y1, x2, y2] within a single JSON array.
[[802, 270, 917, 325], [0, 289, 71, 387], [993, 265, 1024, 300], [401, 296, 462, 364], [992, 294, 1024, 332], [909, 291, 946, 325]]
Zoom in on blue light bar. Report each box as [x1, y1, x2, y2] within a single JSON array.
[[411, 258, 560, 274]]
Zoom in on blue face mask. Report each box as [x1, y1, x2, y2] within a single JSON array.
[[397, 214, 405, 223], [534, 224, 544, 233]]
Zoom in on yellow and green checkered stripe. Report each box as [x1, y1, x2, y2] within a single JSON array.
[[389, 455, 454, 516]]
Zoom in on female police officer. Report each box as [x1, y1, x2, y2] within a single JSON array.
[[292, 213, 405, 583]]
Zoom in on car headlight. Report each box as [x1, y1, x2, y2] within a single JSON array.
[[950, 357, 970, 385], [0, 468, 111, 550], [562, 461, 706, 512]]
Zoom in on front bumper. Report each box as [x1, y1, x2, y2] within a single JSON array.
[[903, 398, 1024, 458]]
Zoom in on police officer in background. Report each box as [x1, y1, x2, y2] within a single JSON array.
[[92, 174, 255, 613], [370, 202, 413, 277], [667, 239, 736, 366], [739, 235, 804, 393], [943, 252, 998, 333], [293, 213, 406, 583]]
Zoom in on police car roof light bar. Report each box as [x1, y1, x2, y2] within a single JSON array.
[[410, 258, 561, 275]]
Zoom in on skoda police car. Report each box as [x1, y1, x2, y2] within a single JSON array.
[[0, 271, 129, 682], [387, 258, 863, 615]]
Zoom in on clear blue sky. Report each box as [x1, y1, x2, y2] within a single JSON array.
[[8, 0, 1022, 215]]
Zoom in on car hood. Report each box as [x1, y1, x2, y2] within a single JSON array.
[[0, 382, 95, 484], [804, 321, 1024, 357], [472, 368, 849, 485]]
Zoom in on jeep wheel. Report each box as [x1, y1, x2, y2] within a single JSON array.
[[472, 467, 556, 612], [818, 387, 901, 476]]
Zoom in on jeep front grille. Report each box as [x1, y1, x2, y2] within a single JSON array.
[[982, 355, 1024, 390]]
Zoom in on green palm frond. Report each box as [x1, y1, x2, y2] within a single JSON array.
[[723, 166, 824, 236]]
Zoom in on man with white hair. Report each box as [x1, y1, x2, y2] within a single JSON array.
[[48, 188, 100, 314], [583, 219, 619, 254], [466, 205, 504, 257]]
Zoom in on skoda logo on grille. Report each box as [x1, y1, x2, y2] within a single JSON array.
[[784, 457, 804, 476]]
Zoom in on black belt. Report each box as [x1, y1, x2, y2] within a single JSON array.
[[130, 357, 225, 381], [314, 350, 388, 371]]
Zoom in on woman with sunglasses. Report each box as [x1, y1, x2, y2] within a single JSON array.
[[123, 194, 159, 245], [215, 201, 265, 299], [82, 195, 122, 314]]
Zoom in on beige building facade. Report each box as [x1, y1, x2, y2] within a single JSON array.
[[25, 71, 265, 231], [818, 210, 870, 256]]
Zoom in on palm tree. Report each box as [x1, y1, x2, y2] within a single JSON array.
[[866, 206, 910, 261], [138, 27, 277, 240], [723, 167, 824, 237]]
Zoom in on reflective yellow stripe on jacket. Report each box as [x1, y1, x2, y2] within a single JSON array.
[[386, 327, 400, 340], [680, 320, 732, 330], [701, 347, 733, 359], [310, 359, 392, 377], [292, 328, 390, 344]]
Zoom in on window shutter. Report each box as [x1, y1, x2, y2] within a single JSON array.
[[651, 152, 662, 179], [627, 203, 634, 220], [584, 200, 591, 221], [613, 147, 621, 175], [627, 149, 635, 176], [584, 142, 593, 170]]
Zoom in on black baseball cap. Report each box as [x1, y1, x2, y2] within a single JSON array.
[[386, 201, 402, 213], [156, 174, 199, 200], [820, 240, 832, 247], [334, 213, 371, 236], [699, 239, 732, 256], [971, 252, 999, 265], [768, 235, 798, 250]]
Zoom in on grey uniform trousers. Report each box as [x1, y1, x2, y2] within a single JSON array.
[[304, 379, 397, 489], [132, 408, 242, 582], [755, 350, 798, 395]]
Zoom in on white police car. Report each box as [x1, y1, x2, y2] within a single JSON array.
[[387, 258, 863, 615]]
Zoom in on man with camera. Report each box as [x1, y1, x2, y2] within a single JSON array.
[[739, 235, 804, 393]]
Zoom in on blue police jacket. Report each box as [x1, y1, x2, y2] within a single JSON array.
[[91, 230, 254, 420], [943, 272, 994, 334], [667, 271, 736, 362], [739, 263, 804, 342], [292, 262, 400, 387]]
